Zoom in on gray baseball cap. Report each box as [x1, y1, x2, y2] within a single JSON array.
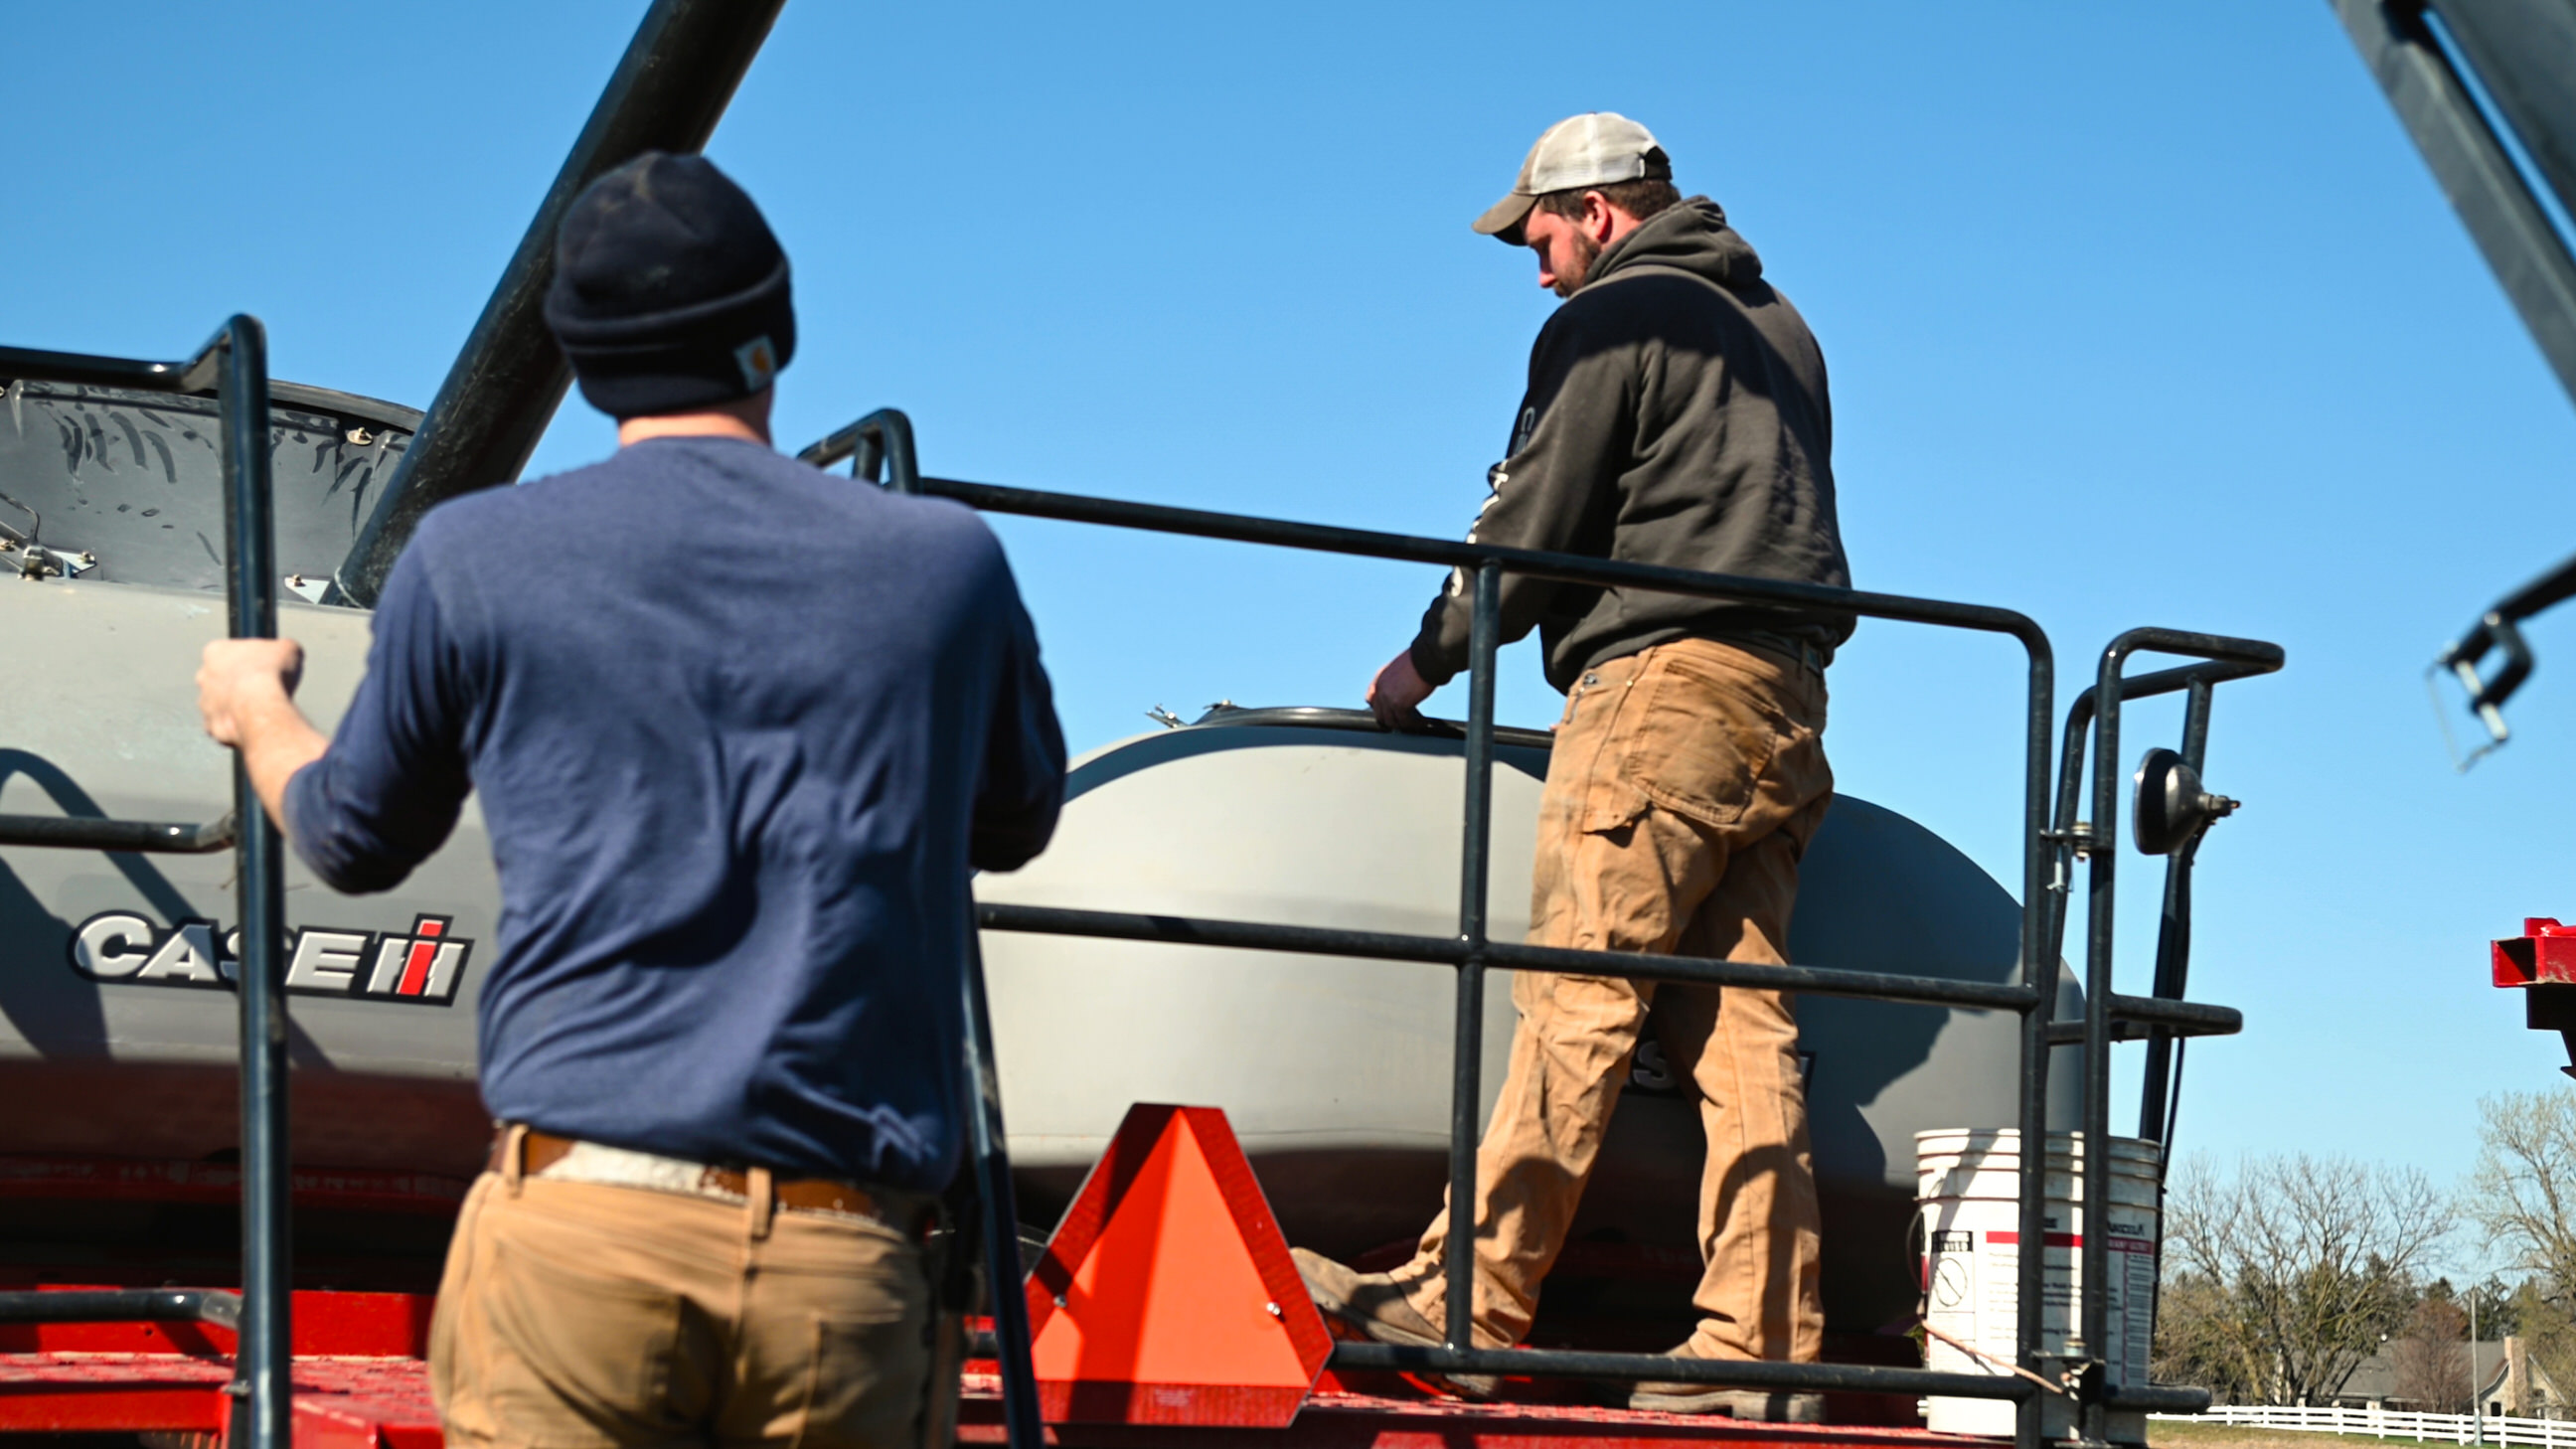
[[1474, 112, 1671, 242]]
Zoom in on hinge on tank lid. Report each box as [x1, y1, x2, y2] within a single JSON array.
[[0, 491, 89, 579], [12, 545, 93, 581]]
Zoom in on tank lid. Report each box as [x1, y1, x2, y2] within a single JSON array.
[[1190, 703, 1555, 752]]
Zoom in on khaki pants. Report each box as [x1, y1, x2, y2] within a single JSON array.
[[430, 1150, 932, 1449], [1398, 636, 1832, 1363]]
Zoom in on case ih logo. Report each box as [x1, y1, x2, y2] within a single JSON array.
[[68, 911, 472, 1006]]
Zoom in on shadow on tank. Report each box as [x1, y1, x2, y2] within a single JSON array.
[[0, 748, 196, 1054], [979, 708, 2082, 1356]]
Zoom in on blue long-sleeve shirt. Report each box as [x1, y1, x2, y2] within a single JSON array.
[[285, 435, 1065, 1189]]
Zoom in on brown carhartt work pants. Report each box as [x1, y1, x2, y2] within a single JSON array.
[[1396, 636, 1832, 1363], [430, 1140, 932, 1449]]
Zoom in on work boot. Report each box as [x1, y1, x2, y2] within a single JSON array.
[[1622, 1343, 1824, 1420], [1290, 1247, 1498, 1398]]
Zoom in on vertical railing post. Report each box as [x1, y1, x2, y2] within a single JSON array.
[[218, 315, 291, 1449], [2080, 647, 2130, 1444], [1444, 561, 1502, 1353], [2026, 677, 2095, 1449], [959, 923, 1044, 1449], [2014, 643, 2057, 1449]]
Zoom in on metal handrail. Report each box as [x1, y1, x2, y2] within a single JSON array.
[[978, 901, 2041, 1010], [805, 407, 2274, 1444], [886, 472, 2050, 639], [802, 413, 1044, 1449], [0, 811, 236, 854], [2071, 627, 2282, 1441], [801, 408, 918, 496], [0, 1289, 242, 1331], [0, 320, 287, 1449]]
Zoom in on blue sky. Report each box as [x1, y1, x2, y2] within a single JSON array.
[[10, 3, 2573, 1264]]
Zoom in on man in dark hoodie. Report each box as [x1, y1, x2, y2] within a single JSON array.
[[1292, 113, 1850, 1419]]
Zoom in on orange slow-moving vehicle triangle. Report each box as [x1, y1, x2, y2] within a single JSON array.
[[1023, 1104, 1333, 1426]]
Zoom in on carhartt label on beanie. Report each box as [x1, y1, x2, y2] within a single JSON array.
[[734, 335, 779, 393], [543, 151, 796, 419]]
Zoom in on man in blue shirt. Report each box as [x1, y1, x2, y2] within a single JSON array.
[[194, 152, 1065, 1449]]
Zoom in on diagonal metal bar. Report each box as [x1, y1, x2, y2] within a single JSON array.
[[331, 0, 785, 607]]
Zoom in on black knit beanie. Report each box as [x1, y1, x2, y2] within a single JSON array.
[[543, 152, 796, 419]]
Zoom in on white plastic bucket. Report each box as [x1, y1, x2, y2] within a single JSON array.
[[1915, 1128, 2162, 1442]]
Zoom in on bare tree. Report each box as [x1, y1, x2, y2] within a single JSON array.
[[2391, 1294, 2471, 1412], [2160, 1153, 2450, 1404], [2475, 1090, 2576, 1291], [2154, 1259, 2259, 1403], [2473, 1091, 2576, 1398]]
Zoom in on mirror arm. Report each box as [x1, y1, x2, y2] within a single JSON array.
[[2136, 831, 2201, 1145]]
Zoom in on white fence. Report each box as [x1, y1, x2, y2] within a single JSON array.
[[2158, 1405, 2576, 1446]]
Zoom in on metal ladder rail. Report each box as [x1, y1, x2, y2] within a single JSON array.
[[2068, 627, 2282, 1442], [804, 408, 1045, 1449], [802, 407, 2272, 1445], [0, 320, 290, 1449]]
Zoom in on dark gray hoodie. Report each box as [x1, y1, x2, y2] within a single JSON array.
[[1408, 198, 1852, 694]]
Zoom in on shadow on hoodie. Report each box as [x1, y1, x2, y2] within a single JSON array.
[[1408, 198, 1853, 695]]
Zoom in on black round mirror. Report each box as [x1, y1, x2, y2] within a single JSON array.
[[2133, 747, 2207, 856]]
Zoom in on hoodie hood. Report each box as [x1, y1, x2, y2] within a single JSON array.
[[1406, 189, 1847, 692], [1582, 196, 1762, 294]]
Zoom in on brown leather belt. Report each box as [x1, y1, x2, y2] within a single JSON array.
[[1728, 630, 1832, 677], [493, 1127, 932, 1235]]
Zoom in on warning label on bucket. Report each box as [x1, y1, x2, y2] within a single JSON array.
[[1914, 1130, 2165, 1439]]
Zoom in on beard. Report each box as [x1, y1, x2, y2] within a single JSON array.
[[1552, 229, 1603, 298]]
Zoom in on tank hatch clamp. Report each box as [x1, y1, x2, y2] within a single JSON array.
[[0, 320, 293, 1449]]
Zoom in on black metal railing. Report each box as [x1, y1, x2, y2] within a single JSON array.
[[808, 406, 1046, 1449], [804, 409, 2281, 1448], [0, 811, 237, 854], [0, 320, 289, 1449], [0, 1289, 243, 1332]]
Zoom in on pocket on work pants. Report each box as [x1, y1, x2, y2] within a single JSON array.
[[1616, 643, 1829, 847], [427, 1175, 493, 1435], [1614, 648, 1792, 830], [1532, 653, 1725, 956], [785, 1307, 928, 1449], [466, 1235, 696, 1446], [756, 1223, 929, 1449]]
